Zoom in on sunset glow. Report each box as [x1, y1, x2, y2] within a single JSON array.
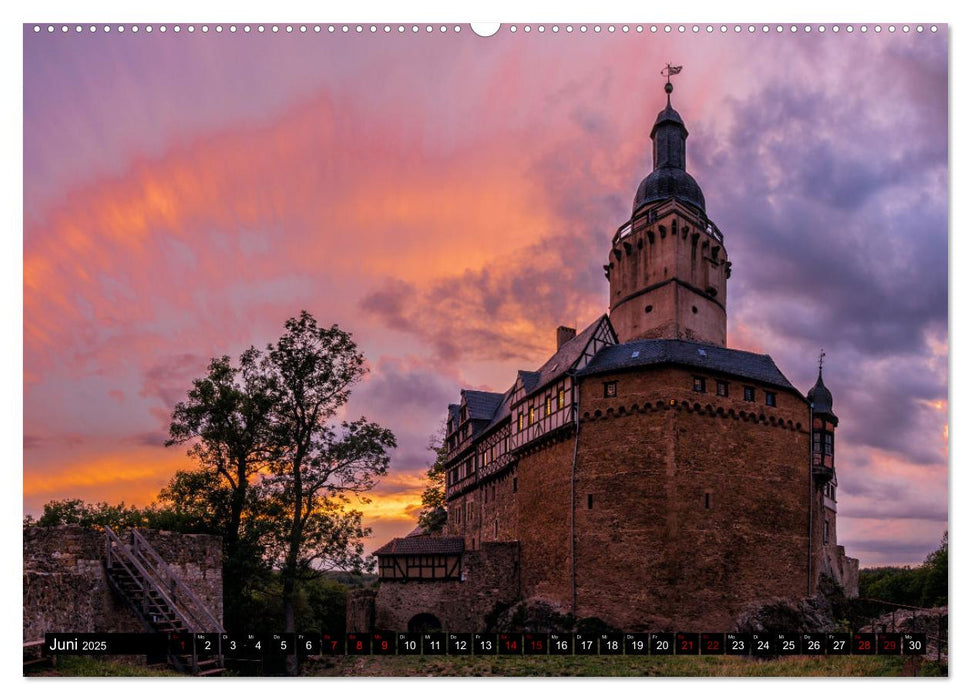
[[23, 26, 947, 566]]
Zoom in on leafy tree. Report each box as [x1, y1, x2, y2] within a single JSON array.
[[165, 349, 276, 628], [417, 428, 449, 534], [265, 311, 396, 633], [920, 531, 947, 607], [858, 531, 948, 609], [32, 498, 151, 529]]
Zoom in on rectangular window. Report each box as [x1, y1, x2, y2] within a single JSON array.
[[705, 492, 711, 509], [587, 494, 594, 509], [558, 389, 566, 409], [743, 386, 755, 402], [823, 520, 830, 544], [765, 391, 777, 407], [716, 381, 728, 397], [517, 412, 524, 431], [546, 396, 552, 416], [604, 381, 617, 398], [529, 406, 536, 425], [512, 477, 518, 493], [693, 377, 706, 393]]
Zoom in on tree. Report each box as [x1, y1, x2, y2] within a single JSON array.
[[417, 428, 449, 534], [30, 498, 150, 529], [266, 311, 396, 633], [165, 349, 276, 629], [920, 531, 947, 607]]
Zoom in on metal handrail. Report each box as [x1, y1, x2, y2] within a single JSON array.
[[104, 526, 196, 632], [130, 529, 225, 634]]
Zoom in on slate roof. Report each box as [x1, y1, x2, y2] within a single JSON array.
[[579, 338, 799, 393], [450, 315, 612, 435], [517, 370, 541, 394], [372, 536, 465, 557], [807, 371, 836, 417], [527, 315, 609, 396], [462, 390, 505, 421], [485, 387, 515, 431]]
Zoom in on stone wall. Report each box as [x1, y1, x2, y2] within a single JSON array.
[[416, 362, 852, 633], [823, 544, 860, 598], [571, 366, 815, 631], [23, 526, 223, 641], [366, 542, 519, 633]]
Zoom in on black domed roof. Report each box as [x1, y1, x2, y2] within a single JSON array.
[[650, 104, 685, 135], [634, 167, 706, 214], [808, 371, 835, 417], [633, 86, 706, 215]]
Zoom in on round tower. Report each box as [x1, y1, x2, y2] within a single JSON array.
[[606, 75, 730, 346], [809, 364, 838, 482]]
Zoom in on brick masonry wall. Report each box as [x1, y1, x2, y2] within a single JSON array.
[[571, 366, 816, 630], [516, 439, 575, 604], [23, 526, 223, 641], [430, 362, 845, 632], [368, 542, 519, 633]]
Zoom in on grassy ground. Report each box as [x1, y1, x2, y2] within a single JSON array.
[[304, 653, 929, 677], [25, 656, 182, 677], [26, 653, 944, 678]]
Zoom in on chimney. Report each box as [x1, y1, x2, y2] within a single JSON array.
[[556, 325, 577, 349]]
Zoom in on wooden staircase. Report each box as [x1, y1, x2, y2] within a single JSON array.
[[104, 527, 226, 676]]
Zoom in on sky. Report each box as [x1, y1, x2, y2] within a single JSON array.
[[22, 23, 948, 567]]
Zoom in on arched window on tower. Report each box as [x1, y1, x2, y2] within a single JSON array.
[[812, 416, 836, 475]]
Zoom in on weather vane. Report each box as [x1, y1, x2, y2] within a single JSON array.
[[661, 64, 682, 101], [818, 349, 826, 373]]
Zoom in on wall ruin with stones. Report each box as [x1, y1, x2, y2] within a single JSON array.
[[23, 526, 223, 641]]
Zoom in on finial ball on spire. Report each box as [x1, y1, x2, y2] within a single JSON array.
[[665, 81, 674, 94]]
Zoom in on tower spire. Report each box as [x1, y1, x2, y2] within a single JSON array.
[[661, 63, 682, 107]]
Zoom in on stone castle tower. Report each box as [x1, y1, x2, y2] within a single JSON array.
[[360, 76, 859, 635], [607, 79, 729, 346]]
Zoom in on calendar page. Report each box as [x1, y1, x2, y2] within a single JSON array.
[[22, 18, 948, 680]]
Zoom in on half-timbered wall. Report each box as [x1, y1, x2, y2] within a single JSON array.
[[509, 377, 574, 452], [378, 554, 462, 581]]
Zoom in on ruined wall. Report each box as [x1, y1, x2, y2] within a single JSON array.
[[368, 542, 519, 633], [822, 545, 860, 598], [574, 366, 813, 630], [346, 588, 376, 633], [23, 526, 223, 641]]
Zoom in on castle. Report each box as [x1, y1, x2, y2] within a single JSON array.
[[364, 78, 859, 634]]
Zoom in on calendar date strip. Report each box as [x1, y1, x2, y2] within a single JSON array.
[[44, 631, 926, 657]]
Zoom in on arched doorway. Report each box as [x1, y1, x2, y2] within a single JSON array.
[[408, 612, 443, 633]]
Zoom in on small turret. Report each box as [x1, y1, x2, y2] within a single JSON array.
[[808, 354, 838, 481]]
